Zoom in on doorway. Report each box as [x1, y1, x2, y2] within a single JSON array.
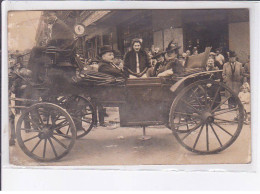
[[183, 21, 228, 53]]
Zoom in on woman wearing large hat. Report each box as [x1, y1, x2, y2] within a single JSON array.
[[157, 41, 183, 77]]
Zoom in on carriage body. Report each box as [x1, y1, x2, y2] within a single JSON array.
[[11, 46, 245, 162]]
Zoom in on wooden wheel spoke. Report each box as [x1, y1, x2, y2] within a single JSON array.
[[193, 124, 204, 149], [211, 97, 230, 113], [31, 139, 42, 153], [181, 123, 202, 141], [198, 85, 209, 107], [191, 88, 203, 109], [53, 132, 72, 139], [52, 112, 62, 123], [180, 99, 201, 114], [35, 109, 44, 125], [210, 85, 221, 110], [43, 139, 47, 158], [209, 123, 223, 147], [214, 118, 238, 124], [51, 136, 68, 149], [213, 122, 234, 137], [46, 114, 50, 125], [213, 107, 238, 116], [48, 138, 58, 158], [51, 120, 69, 131], [25, 118, 42, 130], [24, 135, 39, 143], [66, 126, 70, 135], [20, 128, 40, 133], [174, 112, 200, 119]]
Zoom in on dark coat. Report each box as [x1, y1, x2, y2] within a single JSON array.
[[98, 60, 126, 78], [47, 19, 75, 49], [123, 50, 151, 74], [164, 57, 184, 75]]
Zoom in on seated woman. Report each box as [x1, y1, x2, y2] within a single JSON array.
[[157, 41, 183, 77], [146, 51, 166, 77]]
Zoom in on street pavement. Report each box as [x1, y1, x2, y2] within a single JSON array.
[[9, 108, 251, 166]]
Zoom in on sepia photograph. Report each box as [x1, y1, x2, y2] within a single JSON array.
[[7, 8, 251, 166]]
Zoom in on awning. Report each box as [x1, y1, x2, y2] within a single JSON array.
[[82, 11, 111, 27]]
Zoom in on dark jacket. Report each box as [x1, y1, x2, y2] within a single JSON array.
[[123, 50, 151, 74], [164, 57, 184, 75], [47, 18, 75, 50], [98, 60, 126, 78]]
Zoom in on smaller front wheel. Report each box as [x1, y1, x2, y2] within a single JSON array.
[[16, 103, 76, 162]]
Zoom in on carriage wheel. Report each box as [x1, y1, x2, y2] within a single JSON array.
[[55, 96, 95, 139], [169, 79, 244, 154], [16, 103, 76, 162]]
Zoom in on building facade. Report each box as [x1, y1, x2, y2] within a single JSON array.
[[35, 9, 249, 63], [81, 9, 249, 63]]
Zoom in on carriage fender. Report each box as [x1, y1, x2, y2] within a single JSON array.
[[170, 70, 223, 93]]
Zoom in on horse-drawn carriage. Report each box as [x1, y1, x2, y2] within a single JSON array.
[[9, 46, 244, 162]]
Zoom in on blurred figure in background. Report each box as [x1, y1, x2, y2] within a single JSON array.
[[192, 47, 198, 55], [215, 48, 225, 70], [244, 55, 250, 85], [113, 50, 124, 69], [185, 50, 191, 57], [206, 58, 219, 71]]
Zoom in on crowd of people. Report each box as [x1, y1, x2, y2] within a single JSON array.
[[8, 10, 251, 127]]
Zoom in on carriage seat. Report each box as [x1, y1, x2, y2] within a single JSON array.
[[45, 46, 78, 67], [73, 70, 126, 86]]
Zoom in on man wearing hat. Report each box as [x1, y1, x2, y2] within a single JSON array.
[[123, 38, 152, 78], [98, 45, 126, 78], [157, 41, 183, 77], [222, 51, 244, 107]]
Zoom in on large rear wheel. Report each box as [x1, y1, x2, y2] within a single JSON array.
[[169, 79, 244, 154]]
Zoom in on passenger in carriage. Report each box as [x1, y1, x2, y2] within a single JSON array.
[[98, 45, 127, 78], [157, 41, 183, 77], [123, 38, 152, 78], [113, 50, 124, 70], [146, 51, 166, 77]]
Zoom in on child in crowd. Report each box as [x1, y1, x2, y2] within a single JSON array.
[[238, 79, 251, 124]]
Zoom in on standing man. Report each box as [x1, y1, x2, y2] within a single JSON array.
[[222, 51, 244, 107], [123, 38, 151, 78]]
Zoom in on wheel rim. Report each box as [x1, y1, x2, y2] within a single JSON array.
[[170, 79, 244, 154], [16, 103, 76, 162], [55, 96, 95, 139]]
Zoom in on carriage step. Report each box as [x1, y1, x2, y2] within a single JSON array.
[[138, 126, 151, 140]]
